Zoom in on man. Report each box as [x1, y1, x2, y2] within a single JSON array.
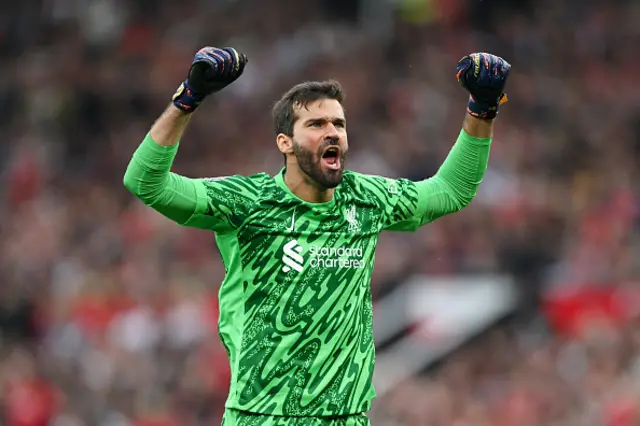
[[124, 47, 510, 425]]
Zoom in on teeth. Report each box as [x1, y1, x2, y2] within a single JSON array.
[[323, 158, 340, 170]]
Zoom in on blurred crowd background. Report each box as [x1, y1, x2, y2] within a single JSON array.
[[1, 0, 639, 425]]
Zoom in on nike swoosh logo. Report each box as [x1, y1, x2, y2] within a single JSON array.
[[286, 209, 296, 232]]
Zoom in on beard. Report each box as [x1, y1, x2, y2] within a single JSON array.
[[292, 139, 347, 189]]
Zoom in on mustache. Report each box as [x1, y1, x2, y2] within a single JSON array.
[[317, 139, 344, 155]]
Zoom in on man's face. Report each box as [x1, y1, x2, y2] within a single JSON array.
[[289, 99, 348, 188]]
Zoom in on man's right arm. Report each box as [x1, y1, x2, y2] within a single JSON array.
[[123, 104, 208, 226], [124, 104, 259, 232], [148, 102, 192, 148], [124, 46, 249, 230]]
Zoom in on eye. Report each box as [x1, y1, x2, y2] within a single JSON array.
[[310, 122, 322, 127], [334, 122, 345, 128]]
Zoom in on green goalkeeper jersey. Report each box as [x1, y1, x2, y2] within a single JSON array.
[[123, 129, 491, 417]]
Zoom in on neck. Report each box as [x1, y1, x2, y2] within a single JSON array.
[[283, 167, 335, 203]]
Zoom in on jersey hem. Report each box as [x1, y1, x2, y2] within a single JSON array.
[[223, 403, 372, 418]]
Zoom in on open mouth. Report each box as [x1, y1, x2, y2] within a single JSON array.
[[321, 147, 341, 171]]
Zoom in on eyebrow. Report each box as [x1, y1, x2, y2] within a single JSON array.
[[304, 117, 347, 126]]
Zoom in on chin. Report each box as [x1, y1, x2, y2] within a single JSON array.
[[318, 171, 344, 189]]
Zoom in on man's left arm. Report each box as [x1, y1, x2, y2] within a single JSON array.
[[382, 116, 491, 231], [414, 115, 493, 220], [383, 52, 510, 232]]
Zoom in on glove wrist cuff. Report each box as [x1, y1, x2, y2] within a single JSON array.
[[172, 80, 207, 113], [466, 93, 507, 120]]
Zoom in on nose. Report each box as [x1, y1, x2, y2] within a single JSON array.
[[325, 124, 340, 141]]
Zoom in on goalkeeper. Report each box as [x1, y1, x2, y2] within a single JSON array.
[[124, 47, 510, 425]]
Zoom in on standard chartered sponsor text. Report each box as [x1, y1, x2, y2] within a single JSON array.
[[308, 245, 366, 269]]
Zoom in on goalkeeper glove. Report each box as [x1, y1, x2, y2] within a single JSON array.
[[456, 53, 511, 120], [172, 47, 248, 113]]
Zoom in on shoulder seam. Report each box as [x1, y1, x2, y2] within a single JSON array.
[[238, 173, 275, 228]]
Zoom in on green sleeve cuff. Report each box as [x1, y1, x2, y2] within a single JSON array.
[[459, 128, 492, 146], [127, 133, 181, 177], [139, 132, 179, 158]]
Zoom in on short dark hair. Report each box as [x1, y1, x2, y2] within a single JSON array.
[[272, 80, 345, 137]]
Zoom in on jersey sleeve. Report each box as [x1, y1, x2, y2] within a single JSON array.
[[123, 133, 261, 233], [356, 175, 426, 232], [360, 129, 492, 232], [183, 175, 262, 232]]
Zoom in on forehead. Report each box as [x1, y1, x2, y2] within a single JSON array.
[[294, 99, 345, 121]]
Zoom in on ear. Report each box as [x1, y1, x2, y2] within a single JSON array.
[[277, 133, 294, 155]]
